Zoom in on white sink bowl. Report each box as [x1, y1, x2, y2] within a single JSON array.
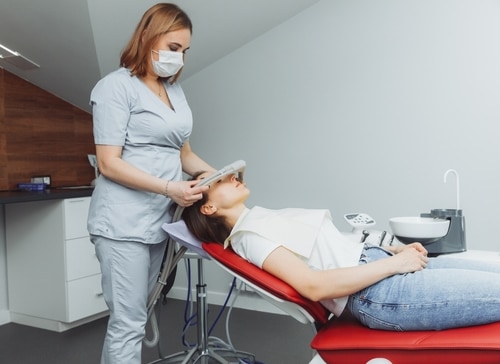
[[389, 217, 450, 245]]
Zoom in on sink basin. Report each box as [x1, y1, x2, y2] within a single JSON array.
[[389, 217, 450, 245]]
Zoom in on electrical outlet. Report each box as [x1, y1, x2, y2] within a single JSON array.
[[31, 175, 51, 186]]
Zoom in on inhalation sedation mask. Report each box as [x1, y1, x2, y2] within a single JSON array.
[[151, 50, 184, 78]]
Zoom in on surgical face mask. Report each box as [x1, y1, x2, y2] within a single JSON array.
[[151, 50, 184, 78]]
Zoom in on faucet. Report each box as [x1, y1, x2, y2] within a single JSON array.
[[443, 169, 460, 210]]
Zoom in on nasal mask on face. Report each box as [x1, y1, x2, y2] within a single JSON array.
[[195, 160, 246, 188], [152, 50, 184, 78]]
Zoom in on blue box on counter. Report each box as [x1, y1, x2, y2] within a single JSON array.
[[17, 183, 48, 191]]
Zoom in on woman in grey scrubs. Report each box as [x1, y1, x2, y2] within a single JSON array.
[[87, 4, 214, 364]]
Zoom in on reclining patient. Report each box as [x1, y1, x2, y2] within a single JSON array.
[[181, 172, 500, 331]]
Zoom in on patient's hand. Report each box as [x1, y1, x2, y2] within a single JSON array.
[[389, 247, 429, 274], [390, 242, 428, 256], [410, 242, 428, 255]]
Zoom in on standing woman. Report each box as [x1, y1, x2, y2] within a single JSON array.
[[88, 4, 214, 363]]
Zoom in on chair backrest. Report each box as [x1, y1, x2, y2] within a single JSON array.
[[202, 242, 331, 326]]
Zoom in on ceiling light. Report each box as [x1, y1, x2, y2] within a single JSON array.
[[0, 43, 40, 70], [0, 44, 17, 57]]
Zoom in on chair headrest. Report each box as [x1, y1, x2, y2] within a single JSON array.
[[161, 220, 211, 259]]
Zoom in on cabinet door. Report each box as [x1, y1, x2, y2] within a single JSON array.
[[64, 198, 91, 239], [6, 200, 66, 321], [67, 274, 107, 322], [66, 237, 100, 281], [7, 197, 108, 327]]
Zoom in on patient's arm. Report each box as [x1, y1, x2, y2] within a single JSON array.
[[261, 245, 428, 302]]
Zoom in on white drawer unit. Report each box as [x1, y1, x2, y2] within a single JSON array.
[[6, 197, 108, 331]]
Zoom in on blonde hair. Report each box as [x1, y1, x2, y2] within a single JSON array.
[[120, 3, 192, 83]]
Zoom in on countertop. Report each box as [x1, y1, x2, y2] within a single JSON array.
[[0, 187, 94, 204]]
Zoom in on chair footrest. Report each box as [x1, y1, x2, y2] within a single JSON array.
[[311, 315, 500, 364]]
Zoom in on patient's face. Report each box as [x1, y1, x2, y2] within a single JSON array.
[[198, 172, 249, 211]]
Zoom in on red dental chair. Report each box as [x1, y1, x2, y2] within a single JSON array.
[[202, 242, 500, 364]]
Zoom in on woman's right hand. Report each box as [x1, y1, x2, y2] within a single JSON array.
[[167, 179, 209, 207], [389, 247, 429, 274]]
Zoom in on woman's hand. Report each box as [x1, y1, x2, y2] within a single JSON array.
[[167, 179, 209, 207], [389, 242, 428, 256], [405, 242, 428, 255], [388, 246, 429, 274]]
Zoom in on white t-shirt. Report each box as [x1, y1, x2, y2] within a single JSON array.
[[226, 206, 364, 316]]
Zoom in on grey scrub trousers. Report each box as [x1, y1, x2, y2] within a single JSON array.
[[88, 67, 193, 364], [93, 236, 166, 363]]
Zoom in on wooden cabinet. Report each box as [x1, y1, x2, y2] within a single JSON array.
[[6, 197, 108, 331]]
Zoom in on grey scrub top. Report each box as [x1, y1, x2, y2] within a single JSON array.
[[87, 67, 192, 244]]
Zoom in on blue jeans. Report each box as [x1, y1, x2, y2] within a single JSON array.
[[347, 244, 500, 331]]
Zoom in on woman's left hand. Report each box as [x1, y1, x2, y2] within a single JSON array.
[[395, 242, 428, 256], [385, 242, 428, 256]]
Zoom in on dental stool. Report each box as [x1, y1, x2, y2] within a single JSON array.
[[203, 242, 500, 364]]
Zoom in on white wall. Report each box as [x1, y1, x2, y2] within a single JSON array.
[[183, 0, 500, 251]]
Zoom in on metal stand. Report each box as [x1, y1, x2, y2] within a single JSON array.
[[149, 254, 255, 364]]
